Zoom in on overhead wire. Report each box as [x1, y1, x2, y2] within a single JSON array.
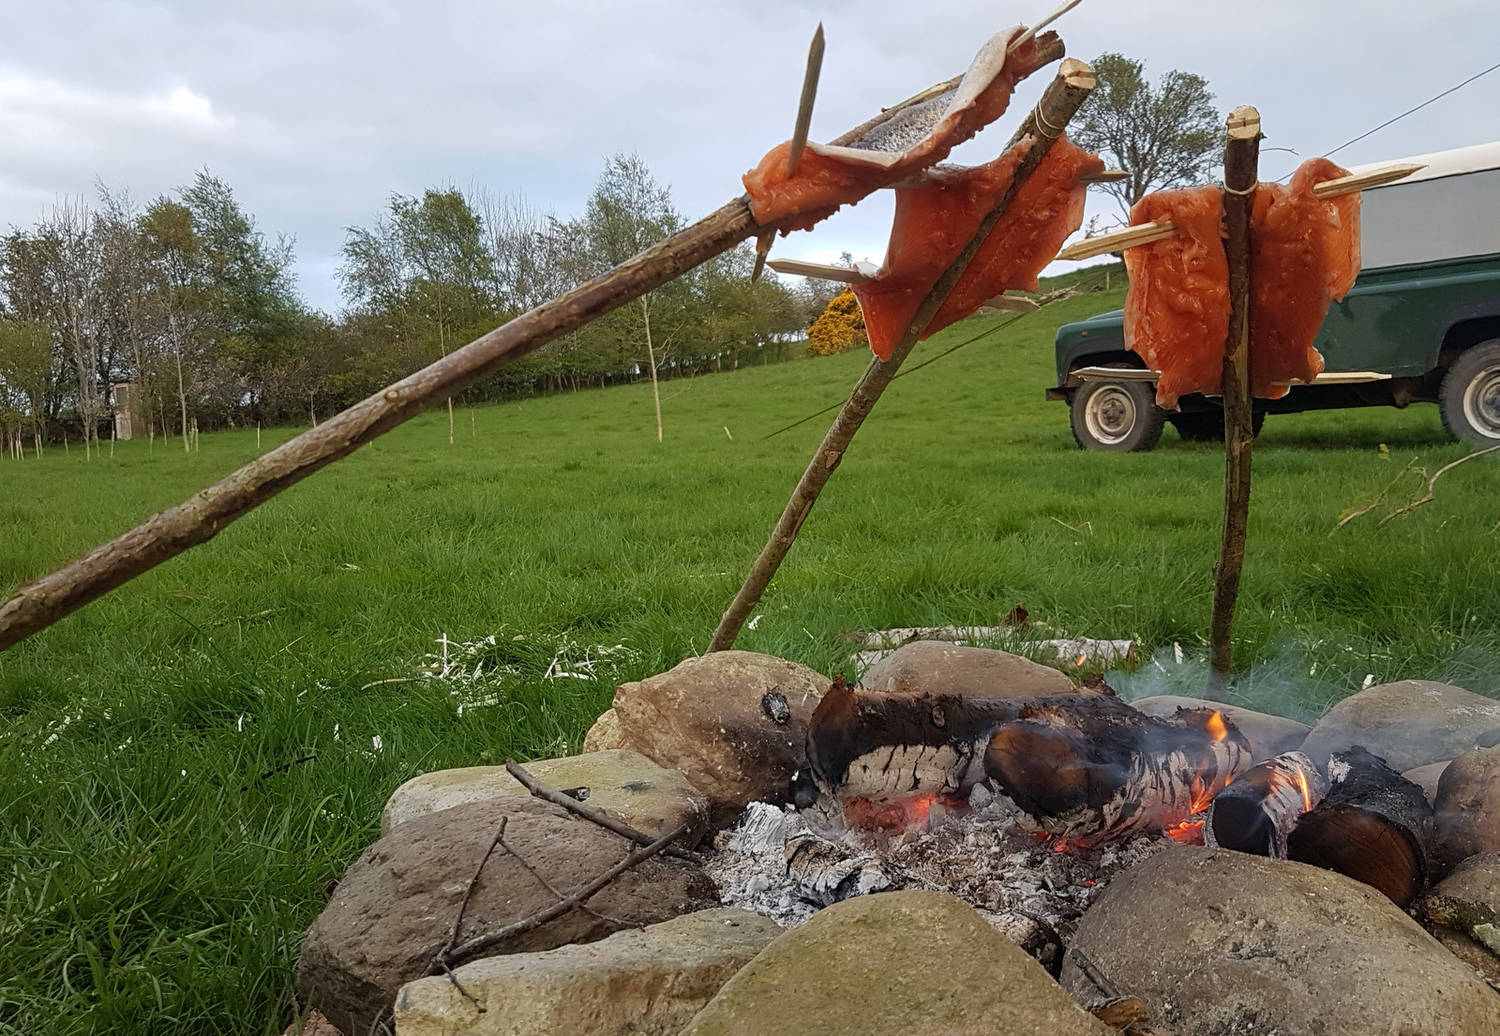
[[1276, 58, 1500, 180]]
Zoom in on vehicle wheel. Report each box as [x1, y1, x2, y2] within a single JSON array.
[[1069, 373, 1165, 452], [1170, 410, 1266, 442], [1440, 340, 1500, 444]]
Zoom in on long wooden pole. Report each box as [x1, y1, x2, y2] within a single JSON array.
[[0, 200, 756, 652], [0, 34, 1063, 653], [707, 58, 1096, 653], [1209, 106, 1262, 681]]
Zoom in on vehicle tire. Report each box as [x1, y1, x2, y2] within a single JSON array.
[[1440, 340, 1500, 445], [1170, 410, 1266, 442], [1069, 372, 1166, 452]]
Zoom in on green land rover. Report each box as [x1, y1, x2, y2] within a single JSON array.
[[1049, 142, 1500, 451]]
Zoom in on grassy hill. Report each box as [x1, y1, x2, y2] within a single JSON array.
[[2, 262, 1498, 1031]]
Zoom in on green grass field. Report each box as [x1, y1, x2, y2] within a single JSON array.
[[3, 271, 1498, 1032]]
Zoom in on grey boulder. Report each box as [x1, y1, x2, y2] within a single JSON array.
[[1061, 846, 1500, 1035], [610, 651, 826, 824], [393, 908, 781, 1036], [682, 890, 1112, 1035], [1299, 679, 1500, 772], [379, 749, 710, 845], [296, 797, 714, 1035]]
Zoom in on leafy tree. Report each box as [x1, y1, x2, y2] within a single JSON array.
[[140, 199, 206, 450], [0, 318, 52, 454], [340, 187, 497, 440], [1071, 53, 1220, 214], [579, 153, 685, 440], [179, 171, 302, 419]]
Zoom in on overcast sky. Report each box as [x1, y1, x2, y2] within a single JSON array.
[[3, 0, 1497, 313]]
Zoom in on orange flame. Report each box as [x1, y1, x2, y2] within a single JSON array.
[[1074, 653, 1088, 668], [1295, 766, 1313, 813], [1207, 711, 1228, 742], [1166, 819, 1205, 844]]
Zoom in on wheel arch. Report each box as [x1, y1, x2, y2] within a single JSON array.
[[1440, 317, 1500, 360]]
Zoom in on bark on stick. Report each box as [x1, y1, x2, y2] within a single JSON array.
[[1208, 106, 1262, 682]]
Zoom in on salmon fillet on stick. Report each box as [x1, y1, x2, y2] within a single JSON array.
[[743, 27, 1057, 233]]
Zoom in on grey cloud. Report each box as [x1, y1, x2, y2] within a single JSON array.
[[3, 1, 1497, 311]]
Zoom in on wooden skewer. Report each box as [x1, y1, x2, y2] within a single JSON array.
[[1078, 169, 1130, 183], [1010, 0, 1084, 53], [786, 23, 826, 176], [1056, 221, 1177, 261], [1312, 162, 1426, 199], [1056, 162, 1424, 261], [765, 258, 871, 283], [978, 295, 1041, 312]]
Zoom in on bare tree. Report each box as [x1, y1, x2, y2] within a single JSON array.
[[32, 201, 106, 457]]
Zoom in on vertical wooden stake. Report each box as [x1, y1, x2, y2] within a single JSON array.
[[1209, 106, 1262, 683], [643, 297, 663, 443]]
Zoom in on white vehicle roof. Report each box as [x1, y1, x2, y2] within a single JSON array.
[[1342, 141, 1500, 268], [1346, 140, 1500, 187]]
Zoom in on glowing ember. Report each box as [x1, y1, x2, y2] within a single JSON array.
[[1207, 711, 1228, 742], [843, 793, 945, 832], [1166, 819, 1205, 844], [1074, 653, 1088, 667]]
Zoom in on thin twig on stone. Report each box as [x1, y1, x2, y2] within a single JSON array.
[[1378, 443, 1500, 526], [504, 759, 701, 861], [436, 821, 689, 969], [429, 815, 507, 1011], [1069, 946, 1120, 998], [495, 824, 634, 927], [438, 959, 483, 1014]]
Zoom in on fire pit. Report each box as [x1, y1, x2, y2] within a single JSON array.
[[298, 648, 1500, 1036], [704, 673, 1435, 972]]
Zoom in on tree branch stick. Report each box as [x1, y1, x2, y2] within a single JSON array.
[[707, 58, 1094, 653], [504, 759, 701, 861], [1378, 443, 1500, 526], [1209, 106, 1262, 684], [435, 821, 688, 969], [0, 37, 1067, 653]]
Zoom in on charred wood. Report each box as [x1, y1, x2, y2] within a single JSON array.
[[1205, 751, 1329, 858], [800, 679, 1251, 842], [1286, 746, 1432, 907], [982, 701, 1250, 842]]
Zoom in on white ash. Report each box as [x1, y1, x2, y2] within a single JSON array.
[[705, 801, 1165, 939]]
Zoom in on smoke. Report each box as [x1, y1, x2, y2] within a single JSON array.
[[1106, 637, 1370, 725], [1107, 632, 1500, 723]]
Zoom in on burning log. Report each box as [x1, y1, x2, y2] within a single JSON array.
[[983, 700, 1250, 842], [795, 678, 1251, 842], [1205, 750, 1329, 858], [1286, 746, 1433, 907]]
